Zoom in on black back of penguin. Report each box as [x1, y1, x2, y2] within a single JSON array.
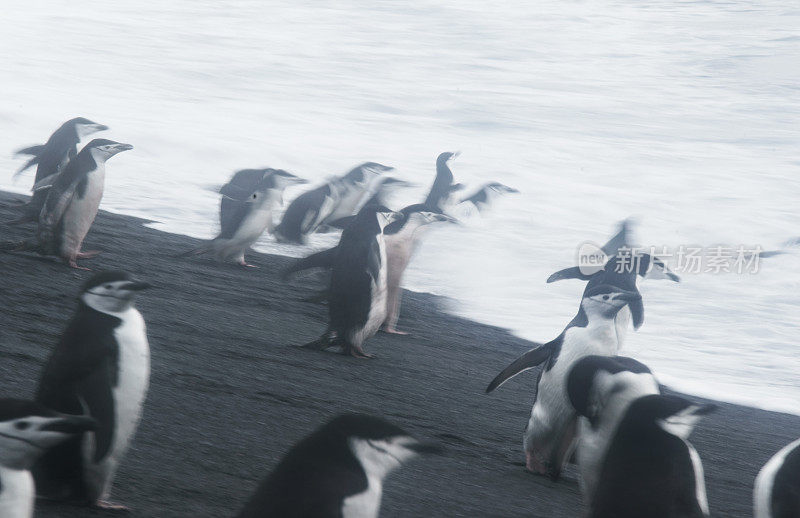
[[589, 394, 713, 518], [236, 414, 438, 518]]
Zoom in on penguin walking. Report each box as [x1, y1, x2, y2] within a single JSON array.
[[754, 437, 800, 518], [566, 355, 661, 503], [274, 162, 393, 244], [380, 204, 454, 334], [0, 399, 96, 518], [10, 117, 108, 224], [423, 152, 463, 213], [588, 394, 714, 518], [302, 205, 400, 358], [236, 413, 441, 518], [485, 284, 641, 479], [182, 168, 306, 266], [34, 271, 151, 510]]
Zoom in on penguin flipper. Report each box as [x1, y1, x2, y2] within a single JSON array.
[[14, 155, 41, 176], [283, 246, 338, 279], [15, 144, 45, 156], [486, 340, 555, 393], [547, 267, 595, 283], [629, 297, 645, 330], [638, 253, 680, 282]]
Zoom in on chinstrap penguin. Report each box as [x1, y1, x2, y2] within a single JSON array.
[[236, 413, 441, 518], [459, 182, 519, 213], [34, 270, 151, 510], [10, 117, 108, 224], [423, 152, 464, 214], [485, 284, 641, 479], [274, 162, 393, 244], [302, 205, 400, 358], [0, 399, 95, 518], [588, 394, 714, 518], [754, 437, 800, 518], [182, 168, 306, 266], [566, 355, 661, 503]]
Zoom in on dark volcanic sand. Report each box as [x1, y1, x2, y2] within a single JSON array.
[[0, 190, 797, 518]]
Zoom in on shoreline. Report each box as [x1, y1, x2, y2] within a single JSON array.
[[1, 190, 798, 517]]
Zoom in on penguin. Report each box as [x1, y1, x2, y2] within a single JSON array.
[[380, 204, 455, 334], [754, 437, 800, 518], [566, 355, 661, 503], [34, 270, 151, 510], [182, 168, 306, 266], [302, 205, 400, 358], [0, 399, 96, 518], [10, 117, 108, 224], [423, 151, 464, 213], [458, 182, 519, 213], [547, 219, 679, 332], [588, 394, 715, 518], [324, 177, 413, 230], [274, 162, 393, 244], [236, 413, 441, 518], [485, 284, 642, 479], [11, 139, 132, 269]]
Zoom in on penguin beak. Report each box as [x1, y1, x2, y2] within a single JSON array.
[[114, 143, 134, 152], [407, 441, 444, 455], [41, 415, 97, 434], [450, 151, 461, 160], [121, 281, 151, 291], [92, 124, 109, 132]]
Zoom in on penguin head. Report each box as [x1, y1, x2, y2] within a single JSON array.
[[627, 394, 716, 439], [343, 162, 394, 186], [487, 182, 519, 194], [269, 169, 307, 190], [80, 270, 151, 313], [437, 151, 460, 165], [69, 117, 108, 138], [0, 399, 96, 470], [85, 138, 133, 161], [580, 284, 641, 320], [376, 210, 403, 231], [326, 414, 442, 479], [567, 356, 658, 428]]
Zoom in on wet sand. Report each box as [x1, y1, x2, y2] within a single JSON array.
[[0, 190, 797, 517]]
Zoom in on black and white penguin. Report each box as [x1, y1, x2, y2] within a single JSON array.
[[754, 437, 800, 518], [566, 355, 661, 503], [423, 152, 464, 213], [274, 162, 393, 244], [458, 182, 519, 213], [236, 413, 441, 518], [547, 219, 679, 333], [381, 204, 454, 334], [11, 117, 108, 224], [324, 177, 413, 230], [588, 394, 714, 518], [485, 284, 641, 479], [21, 139, 132, 269], [302, 205, 400, 358], [34, 271, 151, 510], [0, 399, 95, 518], [182, 168, 306, 266]]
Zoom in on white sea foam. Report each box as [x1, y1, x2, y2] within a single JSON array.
[[1, 1, 798, 414]]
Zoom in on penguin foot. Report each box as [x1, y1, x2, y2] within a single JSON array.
[[344, 346, 375, 359], [239, 261, 258, 268], [67, 260, 91, 270], [380, 326, 409, 335], [76, 250, 101, 259], [93, 500, 130, 512]]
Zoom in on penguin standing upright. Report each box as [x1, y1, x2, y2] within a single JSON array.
[[10, 117, 108, 224], [20, 139, 132, 269], [302, 205, 400, 358], [34, 271, 151, 510], [485, 284, 641, 479], [236, 414, 441, 518], [588, 394, 715, 518], [0, 399, 95, 518], [182, 168, 306, 266], [423, 152, 463, 213], [566, 355, 661, 503], [274, 162, 393, 244], [754, 437, 800, 518]]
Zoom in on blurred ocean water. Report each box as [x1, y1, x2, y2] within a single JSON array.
[[1, 1, 798, 413]]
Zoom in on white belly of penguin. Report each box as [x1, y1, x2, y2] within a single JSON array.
[[353, 238, 388, 346], [60, 166, 105, 256], [341, 476, 383, 518], [231, 207, 272, 248], [327, 186, 364, 222], [85, 308, 150, 498], [0, 467, 34, 518], [527, 323, 623, 446]]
